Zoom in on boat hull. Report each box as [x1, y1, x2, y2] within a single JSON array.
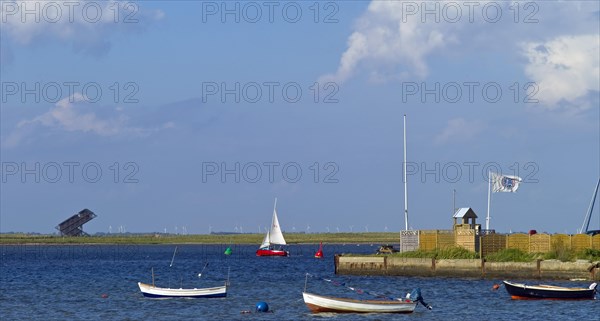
[[256, 249, 289, 257], [303, 292, 416, 313], [138, 282, 227, 298], [503, 281, 596, 300]]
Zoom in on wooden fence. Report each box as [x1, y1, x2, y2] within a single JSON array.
[[411, 230, 600, 255], [419, 230, 454, 251], [482, 233, 600, 255]]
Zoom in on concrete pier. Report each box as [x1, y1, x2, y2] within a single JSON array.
[[334, 255, 600, 280]]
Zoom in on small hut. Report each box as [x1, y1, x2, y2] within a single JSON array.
[[452, 207, 480, 252], [453, 207, 480, 231]]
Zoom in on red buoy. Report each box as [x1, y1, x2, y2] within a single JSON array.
[[314, 242, 324, 259]]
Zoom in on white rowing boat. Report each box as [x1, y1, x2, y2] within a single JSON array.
[[302, 292, 417, 313], [138, 282, 227, 298]]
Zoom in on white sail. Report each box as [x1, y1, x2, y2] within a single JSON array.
[[269, 208, 287, 245], [259, 230, 270, 249]]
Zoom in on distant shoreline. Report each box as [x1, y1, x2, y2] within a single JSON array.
[[0, 232, 399, 245]]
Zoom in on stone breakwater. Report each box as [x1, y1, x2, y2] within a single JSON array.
[[334, 255, 600, 281]]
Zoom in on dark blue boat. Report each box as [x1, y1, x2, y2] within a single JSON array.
[[503, 280, 597, 300]]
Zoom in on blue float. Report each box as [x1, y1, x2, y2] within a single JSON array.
[[255, 301, 269, 312]]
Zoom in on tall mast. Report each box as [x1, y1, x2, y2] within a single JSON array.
[[486, 171, 491, 230], [580, 178, 600, 233], [403, 114, 409, 231], [453, 189, 456, 215]]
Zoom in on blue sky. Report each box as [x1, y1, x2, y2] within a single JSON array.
[[1, 1, 599, 235]]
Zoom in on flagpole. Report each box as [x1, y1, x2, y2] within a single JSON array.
[[403, 114, 409, 231], [486, 171, 491, 231]]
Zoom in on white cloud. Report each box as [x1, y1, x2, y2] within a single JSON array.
[[522, 34, 600, 110], [322, 0, 599, 91], [0, 0, 164, 57], [3, 92, 172, 148], [435, 118, 484, 144], [20, 93, 126, 136], [320, 1, 454, 83]]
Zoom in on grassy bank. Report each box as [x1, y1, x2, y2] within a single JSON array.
[[484, 248, 600, 262], [344, 246, 479, 259], [0, 232, 400, 245], [345, 246, 600, 262]]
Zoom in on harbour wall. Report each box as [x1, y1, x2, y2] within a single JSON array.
[[334, 255, 600, 281]]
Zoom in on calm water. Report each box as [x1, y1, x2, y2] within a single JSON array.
[[1, 244, 597, 320]]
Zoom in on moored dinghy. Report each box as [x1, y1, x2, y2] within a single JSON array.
[[138, 266, 228, 299], [302, 274, 432, 313], [138, 282, 227, 298], [502, 280, 597, 300], [303, 292, 417, 313]]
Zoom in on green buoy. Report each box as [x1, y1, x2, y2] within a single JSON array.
[[224, 247, 232, 255]]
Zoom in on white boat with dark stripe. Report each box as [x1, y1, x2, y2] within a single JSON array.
[[138, 282, 227, 298]]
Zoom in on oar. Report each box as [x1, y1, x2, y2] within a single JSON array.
[[198, 262, 209, 278]]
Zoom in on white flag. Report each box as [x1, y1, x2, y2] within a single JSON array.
[[491, 172, 522, 193]]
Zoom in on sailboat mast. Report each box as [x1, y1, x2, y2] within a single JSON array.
[[403, 114, 409, 231], [486, 171, 491, 231], [580, 178, 600, 233]]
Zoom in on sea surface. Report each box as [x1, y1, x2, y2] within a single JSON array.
[[1, 244, 597, 320]]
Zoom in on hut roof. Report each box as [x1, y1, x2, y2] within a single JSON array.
[[453, 207, 477, 219]]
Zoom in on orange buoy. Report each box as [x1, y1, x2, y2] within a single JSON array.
[[101, 294, 109, 298], [492, 284, 500, 291]]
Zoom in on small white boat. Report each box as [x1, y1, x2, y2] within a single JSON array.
[[302, 292, 417, 313], [138, 282, 227, 298]]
